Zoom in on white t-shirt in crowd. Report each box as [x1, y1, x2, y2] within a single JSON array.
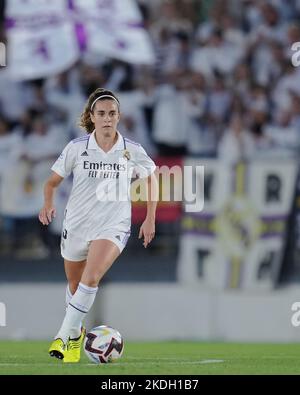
[[51, 130, 156, 241]]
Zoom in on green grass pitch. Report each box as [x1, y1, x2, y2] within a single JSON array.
[[1, 341, 300, 375]]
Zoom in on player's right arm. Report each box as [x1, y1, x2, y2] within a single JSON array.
[[39, 172, 64, 226], [39, 140, 77, 225]]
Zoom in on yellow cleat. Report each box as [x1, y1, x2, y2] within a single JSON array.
[[49, 338, 65, 360], [64, 327, 86, 363]]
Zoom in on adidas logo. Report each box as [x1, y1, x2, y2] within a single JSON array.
[[81, 151, 88, 156], [115, 235, 121, 241]]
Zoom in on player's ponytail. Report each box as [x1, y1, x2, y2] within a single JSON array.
[[79, 88, 120, 134]]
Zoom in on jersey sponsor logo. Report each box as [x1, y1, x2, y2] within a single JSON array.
[[83, 160, 127, 179], [83, 161, 126, 171]]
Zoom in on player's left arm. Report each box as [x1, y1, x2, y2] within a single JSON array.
[[138, 170, 159, 248]]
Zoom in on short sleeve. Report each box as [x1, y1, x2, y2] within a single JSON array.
[[133, 146, 156, 179], [51, 142, 76, 178]]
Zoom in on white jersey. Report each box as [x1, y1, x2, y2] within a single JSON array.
[[51, 130, 156, 241]]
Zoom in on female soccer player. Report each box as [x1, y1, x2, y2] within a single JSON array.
[[39, 88, 158, 363]]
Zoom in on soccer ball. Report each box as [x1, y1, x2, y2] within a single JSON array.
[[84, 325, 124, 364]]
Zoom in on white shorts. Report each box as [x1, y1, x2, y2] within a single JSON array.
[[60, 228, 131, 262]]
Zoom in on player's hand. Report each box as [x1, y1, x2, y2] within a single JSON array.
[[138, 218, 155, 248], [39, 206, 56, 226]]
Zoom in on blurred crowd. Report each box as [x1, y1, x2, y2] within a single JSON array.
[[1, 0, 300, 258]]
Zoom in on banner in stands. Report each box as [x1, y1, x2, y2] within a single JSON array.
[[5, 0, 155, 80], [5, 0, 80, 81], [177, 158, 298, 290], [281, 166, 300, 280], [74, 0, 155, 65]]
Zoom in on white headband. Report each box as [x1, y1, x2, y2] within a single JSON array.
[[90, 95, 120, 111]]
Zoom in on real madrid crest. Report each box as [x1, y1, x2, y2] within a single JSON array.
[[123, 150, 131, 160]]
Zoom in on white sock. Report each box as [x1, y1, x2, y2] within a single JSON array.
[[65, 285, 82, 339], [65, 285, 72, 306], [56, 282, 98, 343]]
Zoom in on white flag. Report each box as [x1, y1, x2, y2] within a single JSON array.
[[5, 0, 80, 81], [74, 0, 155, 65]]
